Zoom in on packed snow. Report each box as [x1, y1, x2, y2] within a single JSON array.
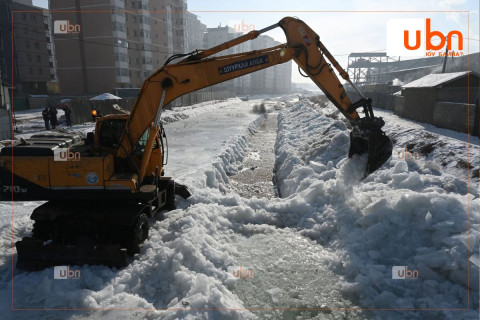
[[0, 95, 478, 320]]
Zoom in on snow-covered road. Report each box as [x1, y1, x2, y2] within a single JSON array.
[[1, 95, 478, 320]]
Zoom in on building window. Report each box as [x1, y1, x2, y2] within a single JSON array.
[[25, 40, 30, 48], [135, 58, 139, 65], [38, 67, 42, 75], [21, 13, 26, 20], [131, 1, 135, 8], [133, 16, 136, 23], [29, 67, 33, 74], [34, 42, 39, 49], [27, 54, 31, 61], [36, 55, 40, 62], [136, 71, 140, 78], [133, 30, 137, 37], [31, 15, 36, 22]]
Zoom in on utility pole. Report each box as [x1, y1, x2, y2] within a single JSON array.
[[442, 36, 448, 73]]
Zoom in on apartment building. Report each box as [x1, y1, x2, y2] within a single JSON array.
[[185, 11, 206, 53], [0, 0, 57, 96], [250, 35, 292, 94], [203, 26, 292, 95], [50, 0, 189, 95], [204, 25, 252, 94]]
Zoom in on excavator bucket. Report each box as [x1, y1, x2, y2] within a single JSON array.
[[348, 117, 393, 175]]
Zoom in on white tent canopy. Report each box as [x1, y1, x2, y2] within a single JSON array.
[[90, 93, 121, 101]]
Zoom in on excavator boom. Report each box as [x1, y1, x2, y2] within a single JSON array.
[[115, 17, 392, 177]]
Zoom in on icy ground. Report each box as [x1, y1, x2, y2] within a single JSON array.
[[0, 95, 478, 319]]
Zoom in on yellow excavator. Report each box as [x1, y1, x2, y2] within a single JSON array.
[[0, 17, 392, 269]]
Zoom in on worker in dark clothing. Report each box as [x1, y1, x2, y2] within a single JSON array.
[[49, 106, 58, 129], [64, 106, 72, 127], [42, 107, 50, 130]]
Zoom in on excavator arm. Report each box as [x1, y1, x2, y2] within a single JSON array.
[[115, 17, 392, 179]]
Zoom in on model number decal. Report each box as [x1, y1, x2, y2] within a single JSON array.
[[218, 55, 269, 75], [2, 186, 27, 193]]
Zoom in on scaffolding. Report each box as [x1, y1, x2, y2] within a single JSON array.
[[347, 52, 400, 85]]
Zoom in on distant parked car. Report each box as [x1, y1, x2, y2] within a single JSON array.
[[238, 96, 249, 101]]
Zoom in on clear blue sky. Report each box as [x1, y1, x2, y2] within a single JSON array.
[[33, 0, 479, 83]]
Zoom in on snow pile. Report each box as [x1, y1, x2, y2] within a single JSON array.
[[1, 109, 267, 319], [267, 101, 479, 317], [203, 114, 267, 193], [2, 96, 478, 319], [311, 100, 480, 184]]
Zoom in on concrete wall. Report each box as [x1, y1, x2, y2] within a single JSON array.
[[0, 109, 12, 140], [27, 96, 49, 109], [402, 88, 437, 123], [433, 102, 477, 133], [436, 87, 479, 104], [394, 96, 406, 117]]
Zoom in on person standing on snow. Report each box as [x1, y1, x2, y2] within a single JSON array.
[[42, 107, 50, 130], [49, 106, 58, 129], [64, 105, 72, 127]]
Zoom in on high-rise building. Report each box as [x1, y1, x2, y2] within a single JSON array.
[[49, 0, 188, 95], [204, 26, 291, 94], [204, 25, 252, 94], [185, 11, 206, 53], [249, 35, 291, 94], [0, 0, 58, 96]]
